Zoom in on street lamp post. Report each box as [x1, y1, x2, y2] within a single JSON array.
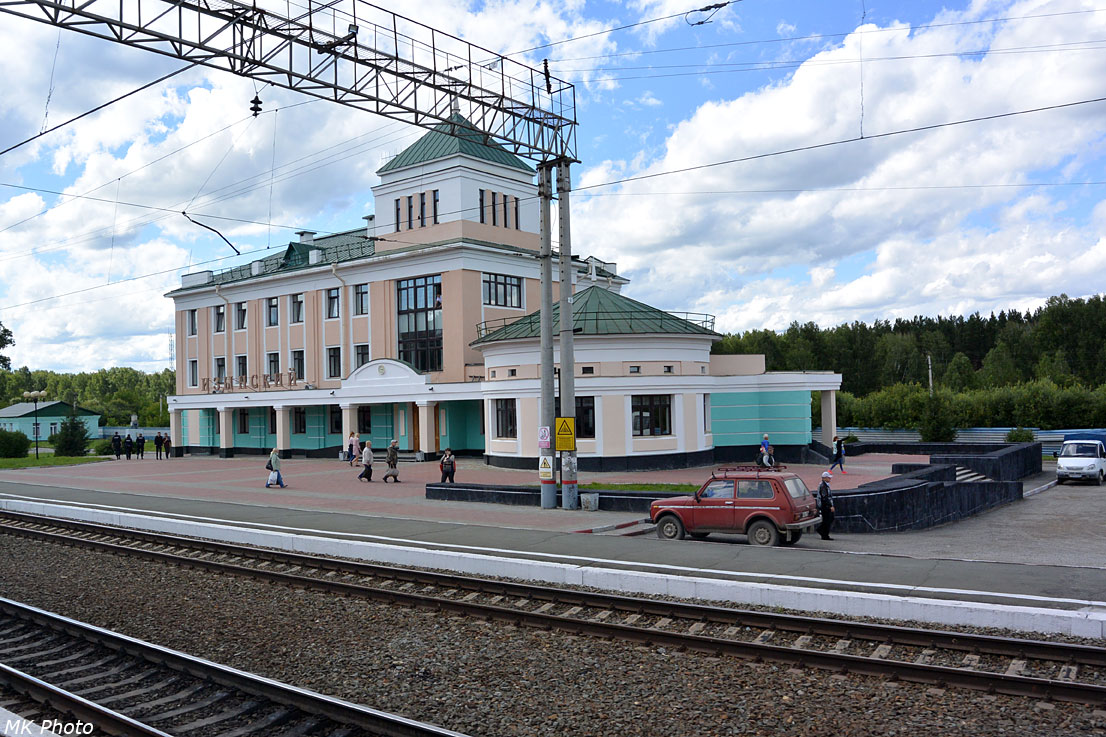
[[22, 390, 46, 459]]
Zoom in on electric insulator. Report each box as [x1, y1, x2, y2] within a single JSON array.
[[249, 95, 262, 117]]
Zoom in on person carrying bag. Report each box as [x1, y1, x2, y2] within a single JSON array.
[[383, 439, 400, 482]]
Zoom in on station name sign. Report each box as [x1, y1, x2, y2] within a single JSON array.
[[199, 371, 304, 394]]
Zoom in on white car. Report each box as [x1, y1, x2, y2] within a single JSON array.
[[1056, 440, 1106, 485]]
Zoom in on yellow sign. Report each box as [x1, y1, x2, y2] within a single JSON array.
[[538, 455, 554, 480], [555, 417, 576, 451]]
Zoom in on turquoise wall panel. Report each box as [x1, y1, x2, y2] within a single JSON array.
[[441, 400, 483, 452], [369, 403, 394, 450], [710, 391, 812, 447], [199, 408, 217, 446]]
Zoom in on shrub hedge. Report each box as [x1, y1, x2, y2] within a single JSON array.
[[829, 380, 1106, 430], [0, 430, 31, 458]]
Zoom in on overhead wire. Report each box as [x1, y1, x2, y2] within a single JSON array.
[[10, 87, 1102, 313]]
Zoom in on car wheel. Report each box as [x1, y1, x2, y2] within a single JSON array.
[[689, 532, 709, 539], [656, 515, 686, 541], [747, 519, 780, 547], [780, 530, 802, 546]]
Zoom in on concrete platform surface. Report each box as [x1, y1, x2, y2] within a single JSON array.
[[1, 455, 1103, 638]]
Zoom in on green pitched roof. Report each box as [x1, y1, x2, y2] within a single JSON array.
[[378, 113, 534, 175], [472, 286, 718, 345]]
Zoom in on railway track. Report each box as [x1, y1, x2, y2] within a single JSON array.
[[0, 595, 470, 737], [2, 510, 1105, 708]]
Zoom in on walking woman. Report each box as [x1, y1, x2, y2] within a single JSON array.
[[163, 435, 172, 459], [357, 441, 373, 482], [347, 432, 361, 466], [829, 435, 846, 474], [266, 447, 287, 488]]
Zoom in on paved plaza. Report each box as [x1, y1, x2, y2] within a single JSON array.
[[0, 452, 915, 533]]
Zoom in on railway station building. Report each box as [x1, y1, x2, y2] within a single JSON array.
[[166, 115, 842, 469]]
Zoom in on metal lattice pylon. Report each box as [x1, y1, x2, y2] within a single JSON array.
[[0, 0, 577, 162]]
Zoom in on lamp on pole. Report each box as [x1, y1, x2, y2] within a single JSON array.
[[22, 390, 46, 459]]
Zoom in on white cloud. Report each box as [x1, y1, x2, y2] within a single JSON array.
[[575, 0, 1106, 332]]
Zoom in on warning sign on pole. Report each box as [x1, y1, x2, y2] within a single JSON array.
[[538, 455, 554, 480], [538, 425, 551, 449], [555, 417, 576, 451]]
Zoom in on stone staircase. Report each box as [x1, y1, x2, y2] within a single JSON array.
[[955, 465, 989, 483]]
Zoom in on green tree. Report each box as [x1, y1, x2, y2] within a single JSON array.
[[919, 391, 957, 442], [53, 412, 90, 457], [0, 320, 12, 371], [979, 343, 1020, 387], [942, 352, 976, 392], [1035, 350, 1075, 387]]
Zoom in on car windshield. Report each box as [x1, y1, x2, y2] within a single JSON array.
[[783, 477, 810, 499], [1060, 443, 1100, 458]]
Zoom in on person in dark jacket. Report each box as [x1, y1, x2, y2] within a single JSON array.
[[136, 433, 146, 460], [383, 440, 400, 482], [163, 435, 172, 459], [817, 471, 836, 540], [154, 432, 164, 459], [829, 435, 846, 474], [123, 434, 134, 460], [439, 448, 456, 483], [111, 432, 122, 459]]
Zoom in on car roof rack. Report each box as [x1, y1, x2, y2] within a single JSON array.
[[710, 465, 789, 478]]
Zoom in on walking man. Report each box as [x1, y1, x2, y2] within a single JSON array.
[[817, 471, 836, 541], [123, 434, 134, 460], [111, 432, 122, 460], [163, 435, 172, 459], [136, 433, 146, 460], [154, 432, 164, 460]]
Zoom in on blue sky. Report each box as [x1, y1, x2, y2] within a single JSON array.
[[1, 0, 1105, 372]]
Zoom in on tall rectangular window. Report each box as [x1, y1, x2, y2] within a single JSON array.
[[482, 273, 522, 308], [329, 405, 342, 434], [502, 193, 509, 228], [491, 192, 498, 226], [354, 284, 369, 315], [187, 309, 197, 336], [394, 198, 401, 231], [327, 347, 342, 378], [396, 275, 443, 373], [291, 293, 304, 323], [514, 196, 521, 230], [213, 305, 225, 333], [495, 398, 517, 439], [407, 195, 413, 229], [266, 298, 279, 326], [554, 396, 595, 439], [215, 357, 226, 380], [419, 192, 426, 226], [269, 408, 277, 435], [357, 406, 372, 433], [355, 344, 370, 368], [292, 407, 306, 434], [236, 355, 247, 378], [432, 189, 440, 224], [235, 302, 247, 330], [188, 360, 198, 387], [237, 409, 249, 434], [292, 350, 305, 380], [326, 288, 340, 319], [632, 395, 672, 437], [267, 352, 280, 376], [478, 189, 486, 223]]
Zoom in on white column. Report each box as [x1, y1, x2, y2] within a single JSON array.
[[416, 401, 437, 458], [820, 390, 837, 448], [169, 409, 183, 457], [274, 405, 291, 458], [218, 407, 235, 458]]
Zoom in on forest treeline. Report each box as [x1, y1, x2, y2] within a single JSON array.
[[1, 366, 174, 427], [713, 294, 1106, 397]]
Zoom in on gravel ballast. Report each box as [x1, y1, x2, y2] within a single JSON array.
[[1, 535, 1104, 737]]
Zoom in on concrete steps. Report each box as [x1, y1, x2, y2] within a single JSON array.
[[955, 466, 989, 483]]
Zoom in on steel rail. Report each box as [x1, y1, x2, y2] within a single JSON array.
[[2, 511, 1106, 708], [0, 596, 471, 737], [2, 511, 1103, 669], [0, 661, 174, 737]]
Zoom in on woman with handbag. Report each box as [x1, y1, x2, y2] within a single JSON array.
[[265, 447, 287, 488]]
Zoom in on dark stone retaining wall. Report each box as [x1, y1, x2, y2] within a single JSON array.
[[931, 442, 1042, 482], [832, 468, 1022, 533], [426, 483, 682, 513]]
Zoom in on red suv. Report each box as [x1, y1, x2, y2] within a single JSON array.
[[650, 467, 821, 546]]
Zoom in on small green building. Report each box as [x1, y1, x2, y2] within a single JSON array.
[[0, 401, 100, 441]]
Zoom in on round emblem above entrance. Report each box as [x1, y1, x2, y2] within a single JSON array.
[[377, 365, 386, 375]]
